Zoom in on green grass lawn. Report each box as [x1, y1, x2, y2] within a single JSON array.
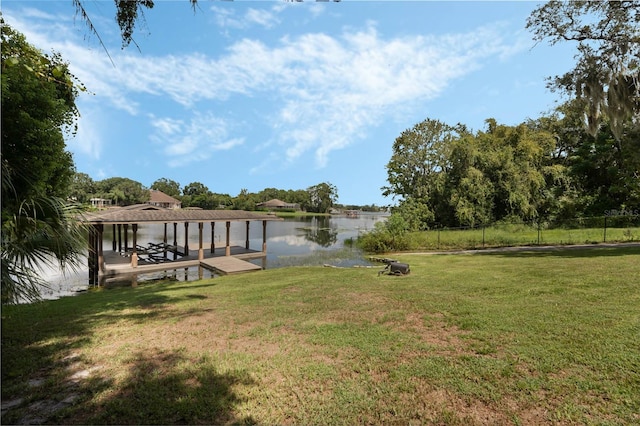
[[2, 246, 639, 424], [406, 224, 640, 251]]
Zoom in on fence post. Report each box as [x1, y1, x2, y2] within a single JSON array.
[[537, 220, 541, 245], [603, 216, 607, 243]]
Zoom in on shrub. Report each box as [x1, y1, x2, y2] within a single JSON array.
[[357, 215, 411, 253]]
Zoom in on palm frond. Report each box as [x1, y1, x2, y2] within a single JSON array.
[[1, 196, 88, 304]]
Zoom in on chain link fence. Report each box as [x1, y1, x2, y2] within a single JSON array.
[[427, 215, 640, 250]]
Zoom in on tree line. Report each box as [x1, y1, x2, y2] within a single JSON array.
[[69, 175, 347, 213], [383, 104, 640, 230]]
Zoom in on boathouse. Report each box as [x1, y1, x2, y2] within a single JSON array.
[[81, 205, 282, 285]]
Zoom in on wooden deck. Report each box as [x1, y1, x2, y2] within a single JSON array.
[[99, 245, 265, 279], [200, 257, 262, 275]]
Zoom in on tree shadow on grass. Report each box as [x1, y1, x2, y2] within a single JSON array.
[[154, 281, 224, 293], [3, 349, 256, 425], [1, 283, 222, 405], [70, 349, 256, 425]]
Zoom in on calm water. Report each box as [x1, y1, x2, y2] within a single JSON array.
[[38, 213, 388, 300]]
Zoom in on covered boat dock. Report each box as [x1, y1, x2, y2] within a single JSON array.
[[82, 205, 282, 285]]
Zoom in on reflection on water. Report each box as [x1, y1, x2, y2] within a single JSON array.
[[39, 212, 387, 300], [101, 266, 218, 290], [289, 216, 339, 247]]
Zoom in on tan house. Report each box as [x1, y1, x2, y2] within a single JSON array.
[[147, 189, 182, 209], [256, 199, 300, 211]]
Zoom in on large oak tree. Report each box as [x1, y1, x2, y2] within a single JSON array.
[[527, 1, 640, 139]]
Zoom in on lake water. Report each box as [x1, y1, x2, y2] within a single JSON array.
[[38, 212, 388, 300]]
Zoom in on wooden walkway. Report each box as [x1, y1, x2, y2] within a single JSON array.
[[200, 257, 262, 275], [99, 245, 265, 280]]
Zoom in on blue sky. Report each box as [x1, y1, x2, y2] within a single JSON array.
[[3, 1, 577, 206]]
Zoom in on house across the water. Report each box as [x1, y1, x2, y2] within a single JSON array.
[[256, 199, 300, 211], [147, 189, 182, 209]]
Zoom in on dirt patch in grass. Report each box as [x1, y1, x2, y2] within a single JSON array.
[[166, 310, 289, 357], [395, 381, 550, 425], [398, 312, 475, 356], [502, 395, 553, 425], [317, 291, 401, 325]]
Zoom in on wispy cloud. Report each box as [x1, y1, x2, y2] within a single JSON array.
[[210, 5, 282, 30], [150, 113, 244, 168], [67, 106, 104, 160], [6, 6, 527, 170], [245, 8, 281, 29]]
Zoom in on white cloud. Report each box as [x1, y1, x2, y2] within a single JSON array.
[[132, 33, 512, 165], [150, 113, 244, 168], [210, 5, 282, 30], [67, 105, 105, 161], [19, 7, 57, 21], [150, 117, 183, 136], [245, 8, 281, 29], [307, 3, 326, 19], [210, 6, 243, 29], [8, 6, 527, 170]]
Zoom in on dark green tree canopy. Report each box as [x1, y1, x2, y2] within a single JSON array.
[[151, 177, 181, 198], [306, 182, 338, 213], [231, 188, 258, 211], [1, 19, 79, 206], [1, 20, 86, 304], [385, 107, 639, 230], [382, 119, 460, 202], [385, 118, 561, 228], [183, 181, 209, 197], [95, 177, 149, 206], [68, 172, 96, 204]]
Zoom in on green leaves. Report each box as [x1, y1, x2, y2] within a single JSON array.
[[52, 65, 64, 78], [527, 1, 640, 140], [384, 119, 562, 228], [1, 196, 87, 304], [95, 177, 150, 206], [306, 182, 338, 213], [383, 119, 458, 202], [1, 21, 86, 304]]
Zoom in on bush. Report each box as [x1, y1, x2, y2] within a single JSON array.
[[357, 217, 411, 253]]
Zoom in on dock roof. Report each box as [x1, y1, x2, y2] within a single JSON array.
[[81, 205, 282, 225]]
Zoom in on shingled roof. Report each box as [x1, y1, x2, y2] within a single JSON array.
[[256, 199, 300, 209], [148, 189, 181, 208], [81, 205, 281, 225]]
